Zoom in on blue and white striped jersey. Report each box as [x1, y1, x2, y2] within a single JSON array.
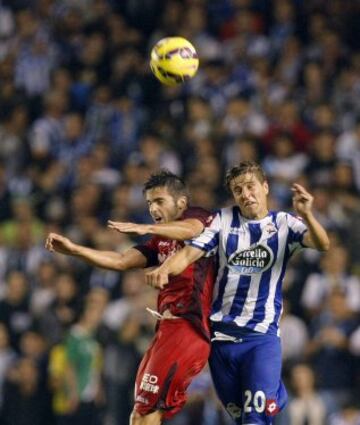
[[188, 206, 308, 336]]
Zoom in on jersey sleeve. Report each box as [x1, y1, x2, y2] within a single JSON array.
[[186, 211, 221, 257], [286, 213, 308, 255], [133, 237, 159, 267]]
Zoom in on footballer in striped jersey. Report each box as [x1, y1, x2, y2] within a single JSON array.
[[147, 161, 329, 425]]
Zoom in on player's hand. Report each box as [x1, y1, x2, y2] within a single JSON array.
[[292, 183, 314, 218], [45, 233, 77, 255], [107, 221, 150, 236], [145, 266, 169, 289]]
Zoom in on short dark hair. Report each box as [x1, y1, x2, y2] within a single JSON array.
[[225, 161, 267, 190], [143, 169, 188, 198]]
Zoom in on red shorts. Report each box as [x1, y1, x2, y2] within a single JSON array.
[[134, 318, 210, 419]]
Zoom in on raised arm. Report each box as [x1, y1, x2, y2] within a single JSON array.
[[45, 233, 147, 271], [145, 245, 205, 289], [107, 218, 204, 241], [292, 183, 330, 251]]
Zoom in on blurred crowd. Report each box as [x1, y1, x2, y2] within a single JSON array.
[[0, 0, 360, 424]]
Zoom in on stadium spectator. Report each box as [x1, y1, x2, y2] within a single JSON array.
[[286, 363, 326, 425], [1, 1, 360, 424]]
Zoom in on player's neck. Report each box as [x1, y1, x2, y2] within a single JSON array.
[[242, 208, 269, 220]]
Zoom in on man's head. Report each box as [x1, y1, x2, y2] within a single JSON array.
[[143, 170, 189, 223], [225, 161, 269, 219]]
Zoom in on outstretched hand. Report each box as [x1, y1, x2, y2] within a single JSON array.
[[107, 221, 150, 236], [292, 183, 314, 218], [45, 233, 77, 255]]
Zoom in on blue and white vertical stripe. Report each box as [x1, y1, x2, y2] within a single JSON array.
[[188, 207, 307, 336]]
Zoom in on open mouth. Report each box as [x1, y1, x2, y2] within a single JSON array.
[[154, 216, 163, 223]]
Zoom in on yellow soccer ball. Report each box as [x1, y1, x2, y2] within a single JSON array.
[[150, 37, 199, 86]]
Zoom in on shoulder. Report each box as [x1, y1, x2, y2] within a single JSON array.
[[219, 206, 237, 219], [183, 206, 211, 220], [273, 211, 304, 226], [182, 207, 216, 226]]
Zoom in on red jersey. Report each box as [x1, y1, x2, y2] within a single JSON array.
[[134, 207, 216, 341]]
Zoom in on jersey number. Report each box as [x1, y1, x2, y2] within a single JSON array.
[[244, 390, 266, 413]]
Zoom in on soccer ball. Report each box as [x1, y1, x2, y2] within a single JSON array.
[[150, 37, 199, 86]]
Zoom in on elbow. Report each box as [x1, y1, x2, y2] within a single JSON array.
[[178, 228, 203, 241], [185, 229, 201, 240], [190, 225, 204, 239], [185, 223, 204, 240]]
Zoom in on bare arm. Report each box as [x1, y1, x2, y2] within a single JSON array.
[[107, 218, 204, 241], [145, 245, 205, 289], [302, 212, 330, 251], [45, 233, 147, 271], [64, 364, 80, 413], [292, 183, 330, 251]]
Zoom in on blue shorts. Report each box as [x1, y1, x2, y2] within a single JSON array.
[[209, 329, 287, 425]]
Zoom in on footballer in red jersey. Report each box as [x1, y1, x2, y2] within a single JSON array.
[[45, 170, 216, 425], [134, 206, 215, 340]]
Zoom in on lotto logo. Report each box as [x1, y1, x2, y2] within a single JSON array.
[[140, 373, 160, 394], [266, 399, 280, 416]]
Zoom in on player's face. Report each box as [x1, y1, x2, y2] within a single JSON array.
[[230, 173, 269, 219], [146, 187, 185, 223]]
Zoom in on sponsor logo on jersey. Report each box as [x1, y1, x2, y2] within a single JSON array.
[[135, 395, 149, 404], [228, 244, 273, 274], [139, 373, 160, 394], [158, 240, 180, 263], [226, 402, 242, 419], [265, 399, 280, 416]]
